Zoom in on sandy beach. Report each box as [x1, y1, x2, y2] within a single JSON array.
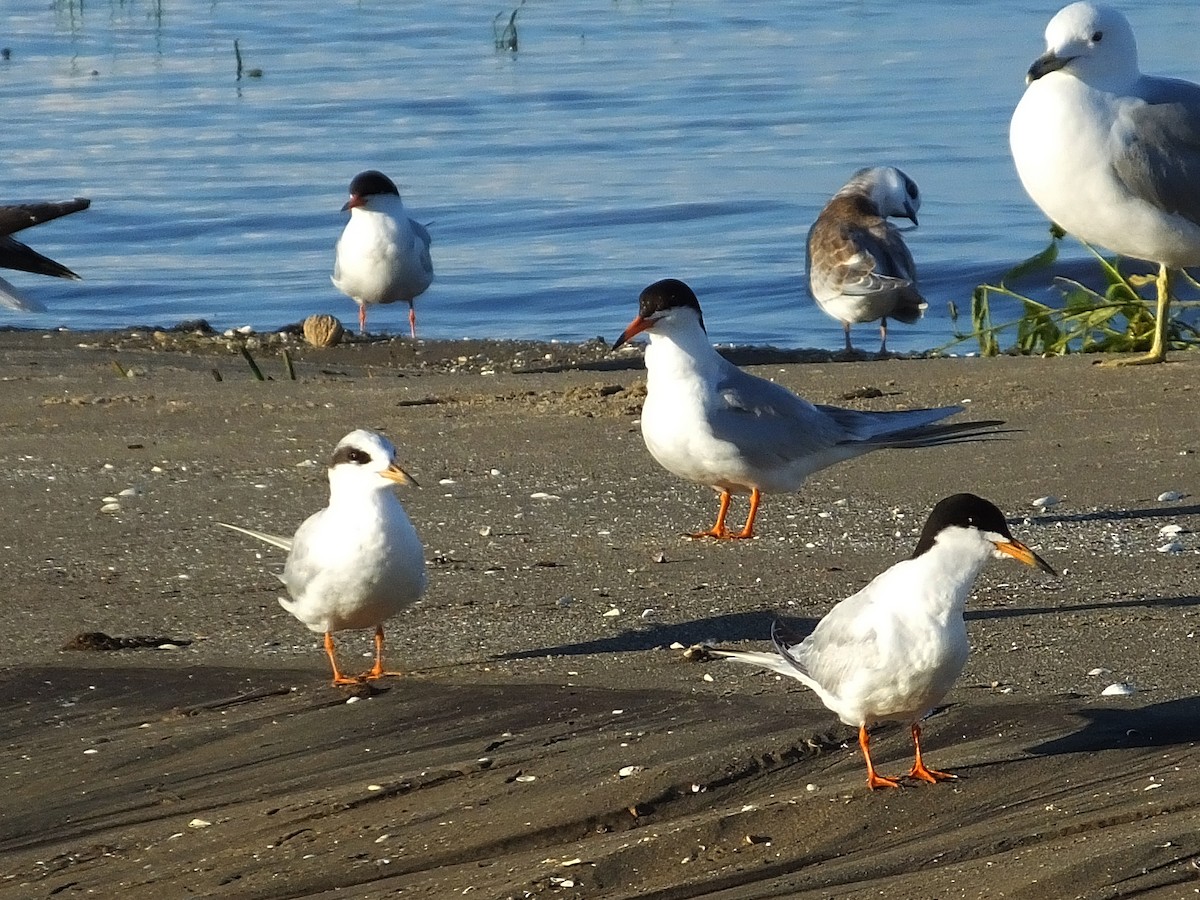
[[0, 330, 1197, 899]]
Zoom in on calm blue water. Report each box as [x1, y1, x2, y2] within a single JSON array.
[[4, 1, 1199, 351]]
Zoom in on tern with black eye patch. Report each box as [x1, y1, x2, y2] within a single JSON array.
[[221, 429, 427, 685]]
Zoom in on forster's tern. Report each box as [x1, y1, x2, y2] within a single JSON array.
[[806, 167, 926, 354], [711, 493, 1056, 790], [1010, 2, 1200, 365], [0, 198, 90, 312], [221, 429, 428, 685], [332, 170, 433, 337], [613, 279, 1004, 539]]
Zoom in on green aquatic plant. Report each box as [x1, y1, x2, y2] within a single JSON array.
[[943, 225, 1200, 357]]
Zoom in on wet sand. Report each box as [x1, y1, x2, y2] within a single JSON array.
[[0, 331, 1197, 899]]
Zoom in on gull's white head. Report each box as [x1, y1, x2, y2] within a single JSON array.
[[1028, 3, 1138, 87], [843, 166, 920, 226], [327, 429, 417, 495]]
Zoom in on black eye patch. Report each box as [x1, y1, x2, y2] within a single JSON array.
[[331, 445, 372, 467], [1091, 30, 1103, 42]]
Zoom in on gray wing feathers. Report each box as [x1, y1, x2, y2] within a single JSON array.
[[1115, 77, 1200, 227], [410, 219, 434, 278], [218, 521, 294, 552]]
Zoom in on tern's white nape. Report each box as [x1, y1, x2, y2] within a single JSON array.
[[332, 169, 434, 337], [710, 493, 1056, 791], [806, 166, 926, 355], [1010, 2, 1200, 365], [613, 279, 1004, 540], [221, 429, 428, 686], [0, 198, 91, 313]]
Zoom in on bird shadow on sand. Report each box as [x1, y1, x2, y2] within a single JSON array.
[[490, 610, 816, 660], [1026, 697, 1200, 756], [1021, 502, 1197, 525], [967, 593, 1200, 623]]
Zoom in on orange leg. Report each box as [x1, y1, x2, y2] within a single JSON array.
[[731, 488, 762, 540], [363, 625, 406, 680], [689, 490, 733, 539], [358, 303, 368, 335], [324, 632, 362, 686], [907, 723, 957, 784], [859, 726, 902, 790], [408, 302, 417, 339]]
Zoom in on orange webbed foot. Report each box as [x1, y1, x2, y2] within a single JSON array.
[[907, 761, 958, 784]]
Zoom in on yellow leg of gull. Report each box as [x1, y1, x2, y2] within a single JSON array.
[[1105, 264, 1170, 366]]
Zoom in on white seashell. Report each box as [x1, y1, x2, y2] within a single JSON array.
[[1159, 524, 1186, 536], [188, 818, 212, 828], [118, 487, 141, 497], [1101, 682, 1136, 697], [100, 503, 121, 513], [1157, 542, 1184, 554], [236, 324, 254, 334], [1032, 496, 1060, 509], [702, 673, 714, 682], [670, 642, 686, 650], [439, 478, 456, 485], [101, 496, 119, 503], [1086, 667, 1110, 676], [83, 748, 99, 755], [641, 608, 655, 619], [1157, 491, 1185, 502], [617, 765, 642, 778], [366, 784, 382, 791], [602, 607, 621, 617], [514, 774, 537, 783], [530, 491, 561, 500]]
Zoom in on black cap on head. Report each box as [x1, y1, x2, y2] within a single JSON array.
[[911, 493, 1012, 558], [638, 278, 705, 332], [348, 170, 400, 198]]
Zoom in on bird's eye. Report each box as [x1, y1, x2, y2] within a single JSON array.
[[347, 448, 370, 464], [1091, 30, 1103, 42]]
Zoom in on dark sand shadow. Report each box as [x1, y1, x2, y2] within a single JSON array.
[[1022, 502, 1198, 525], [491, 610, 816, 660], [968, 593, 1200, 622], [1027, 696, 1200, 756]]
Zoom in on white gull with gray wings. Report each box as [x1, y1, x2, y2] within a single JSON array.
[[1010, 2, 1200, 364]]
